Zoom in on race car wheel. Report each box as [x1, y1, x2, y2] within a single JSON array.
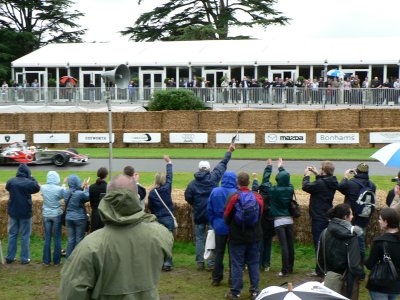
[[53, 153, 69, 167], [66, 148, 78, 154], [25, 154, 34, 161]]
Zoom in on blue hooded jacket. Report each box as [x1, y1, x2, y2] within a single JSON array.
[[63, 174, 89, 221], [41, 171, 64, 217], [207, 171, 237, 235], [148, 163, 174, 219], [6, 163, 40, 219]]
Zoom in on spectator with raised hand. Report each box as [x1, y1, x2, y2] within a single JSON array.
[[63, 174, 90, 258], [148, 154, 175, 271], [89, 167, 108, 232], [41, 171, 64, 265], [185, 143, 235, 271], [302, 161, 338, 277], [5, 163, 40, 264], [123, 165, 147, 210], [259, 158, 295, 277]]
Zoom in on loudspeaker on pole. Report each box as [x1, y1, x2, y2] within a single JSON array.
[[101, 64, 131, 88]]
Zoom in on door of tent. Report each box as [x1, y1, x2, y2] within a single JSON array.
[[140, 71, 164, 100]]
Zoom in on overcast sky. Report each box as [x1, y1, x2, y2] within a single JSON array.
[[74, 0, 400, 43]]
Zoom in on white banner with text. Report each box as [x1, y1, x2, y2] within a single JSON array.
[[265, 133, 306, 144], [369, 132, 400, 144], [316, 133, 359, 144], [123, 133, 161, 143], [0, 134, 26, 144], [78, 133, 115, 144], [33, 133, 70, 144], [169, 133, 208, 143], [216, 133, 255, 144]]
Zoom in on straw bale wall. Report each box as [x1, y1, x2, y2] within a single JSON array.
[[0, 187, 388, 245], [0, 108, 399, 148]]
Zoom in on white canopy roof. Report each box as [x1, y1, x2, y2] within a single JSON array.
[[12, 38, 400, 68]]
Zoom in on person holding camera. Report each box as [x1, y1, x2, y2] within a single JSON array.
[[386, 171, 400, 212], [302, 161, 338, 277]]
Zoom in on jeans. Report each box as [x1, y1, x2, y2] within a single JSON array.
[[259, 236, 272, 269], [195, 223, 214, 267], [42, 215, 62, 265], [229, 241, 260, 296], [66, 219, 87, 258], [213, 233, 228, 282], [158, 216, 174, 268], [358, 226, 367, 259], [7, 217, 32, 263], [275, 224, 295, 275], [369, 290, 400, 300], [311, 219, 328, 274]]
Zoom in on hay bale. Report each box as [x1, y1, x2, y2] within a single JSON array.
[[199, 111, 238, 130], [239, 110, 279, 130], [163, 111, 199, 130], [360, 109, 398, 128], [278, 110, 317, 130], [317, 109, 360, 129], [0, 114, 17, 130], [123, 112, 163, 130], [50, 112, 89, 131]]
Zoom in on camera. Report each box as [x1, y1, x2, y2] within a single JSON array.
[[307, 167, 313, 171], [348, 169, 356, 175], [391, 177, 399, 183]]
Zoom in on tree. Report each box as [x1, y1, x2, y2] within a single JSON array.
[[0, 28, 36, 81], [0, 0, 86, 52], [121, 0, 290, 41]]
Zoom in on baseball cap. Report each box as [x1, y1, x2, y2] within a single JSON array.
[[356, 163, 369, 173], [198, 161, 210, 171]]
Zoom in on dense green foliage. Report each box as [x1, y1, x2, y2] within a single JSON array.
[[0, 0, 86, 81], [148, 89, 206, 111], [121, 0, 290, 41]]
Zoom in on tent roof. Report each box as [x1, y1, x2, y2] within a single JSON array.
[[12, 38, 400, 68]]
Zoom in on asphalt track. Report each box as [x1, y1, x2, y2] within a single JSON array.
[[1, 158, 398, 176]]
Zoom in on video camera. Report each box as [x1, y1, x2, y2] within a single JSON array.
[[391, 177, 399, 183]]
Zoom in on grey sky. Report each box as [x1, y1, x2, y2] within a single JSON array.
[[74, 0, 400, 42]]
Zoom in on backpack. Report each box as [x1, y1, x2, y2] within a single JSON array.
[[353, 179, 376, 218], [234, 191, 259, 229]]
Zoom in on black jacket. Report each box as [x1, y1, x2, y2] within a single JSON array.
[[386, 188, 396, 207], [338, 173, 376, 228], [89, 179, 107, 231], [185, 152, 232, 224], [365, 232, 400, 294], [302, 175, 338, 223], [317, 218, 364, 277], [6, 164, 40, 219]]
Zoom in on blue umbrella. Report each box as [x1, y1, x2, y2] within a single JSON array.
[[326, 69, 345, 77], [371, 143, 400, 167]]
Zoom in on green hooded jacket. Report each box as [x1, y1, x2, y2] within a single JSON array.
[[59, 188, 173, 300], [260, 165, 294, 217]]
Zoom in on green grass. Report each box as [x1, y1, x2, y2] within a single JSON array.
[[0, 236, 370, 300], [0, 171, 394, 191], [75, 147, 378, 160]]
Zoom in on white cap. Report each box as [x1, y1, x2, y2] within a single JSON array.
[[198, 161, 210, 171]]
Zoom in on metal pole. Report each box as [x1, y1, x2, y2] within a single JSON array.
[[105, 83, 113, 181]]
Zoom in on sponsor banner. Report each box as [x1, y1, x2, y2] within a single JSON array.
[[216, 133, 255, 144], [123, 133, 161, 143], [33, 133, 70, 144], [0, 134, 26, 144], [369, 132, 400, 143], [265, 133, 306, 144], [78, 133, 115, 144], [316, 133, 359, 144], [169, 133, 208, 143]]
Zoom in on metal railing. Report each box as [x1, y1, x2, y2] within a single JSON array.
[[0, 86, 399, 107]]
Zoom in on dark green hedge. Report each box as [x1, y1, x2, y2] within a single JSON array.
[[148, 89, 206, 111]]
